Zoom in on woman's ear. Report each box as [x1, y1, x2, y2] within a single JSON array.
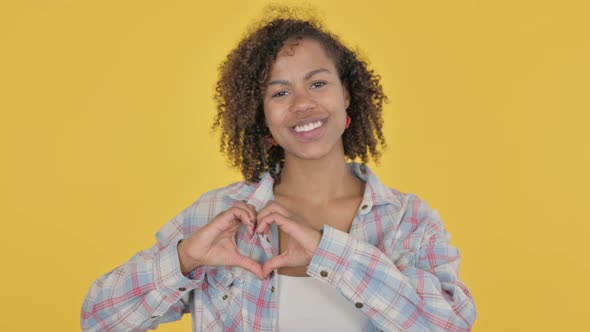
[[343, 85, 351, 109]]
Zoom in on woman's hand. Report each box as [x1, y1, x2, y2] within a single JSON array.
[[177, 201, 264, 279], [256, 200, 322, 278]]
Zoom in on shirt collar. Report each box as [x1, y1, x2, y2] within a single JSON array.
[[221, 171, 275, 212], [348, 163, 402, 214], [224, 162, 401, 212]]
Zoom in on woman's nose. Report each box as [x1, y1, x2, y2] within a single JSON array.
[[289, 90, 316, 113]]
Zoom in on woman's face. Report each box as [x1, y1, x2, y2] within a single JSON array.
[[263, 38, 350, 162]]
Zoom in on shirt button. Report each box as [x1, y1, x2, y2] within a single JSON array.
[[355, 302, 364, 308], [178, 287, 186, 292], [270, 286, 275, 292], [320, 270, 328, 277], [361, 204, 369, 210], [265, 235, 271, 243], [222, 294, 228, 300]]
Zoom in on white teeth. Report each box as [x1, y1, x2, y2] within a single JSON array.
[[294, 120, 323, 133]]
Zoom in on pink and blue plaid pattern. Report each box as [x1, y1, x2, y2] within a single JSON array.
[[81, 163, 476, 331]]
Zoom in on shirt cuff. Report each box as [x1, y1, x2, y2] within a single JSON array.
[[151, 240, 204, 311], [306, 225, 354, 285]]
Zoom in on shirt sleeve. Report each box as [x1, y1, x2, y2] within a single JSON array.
[[80, 209, 205, 332], [306, 198, 477, 332]]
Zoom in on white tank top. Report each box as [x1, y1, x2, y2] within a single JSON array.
[[277, 274, 369, 331]]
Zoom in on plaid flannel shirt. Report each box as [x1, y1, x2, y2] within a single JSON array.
[[81, 163, 476, 331]]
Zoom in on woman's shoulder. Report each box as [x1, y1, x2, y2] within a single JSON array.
[[368, 176, 440, 229], [362, 168, 426, 214], [385, 186, 438, 219], [190, 180, 258, 209], [388, 187, 428, 208], [165, 180, 257, 230]]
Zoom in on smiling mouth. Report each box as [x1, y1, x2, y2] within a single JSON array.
[[293, 120, 324, 133]]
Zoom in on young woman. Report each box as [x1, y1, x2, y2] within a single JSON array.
[[82, 13, 476, 332]]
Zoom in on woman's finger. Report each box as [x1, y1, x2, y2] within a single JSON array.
[[256, 211, 293, 234], [258, 214, 322, 258], [261, 253, 291, 278], [231, 202, 258, 235], [232, 201, 257, 224], [229, 254, 264, 279], [257, 200, 291, 221], [244, 203, 259, 234], [257, 212, 301, 235], [230, 204, 256, 226], [211, 206, 254, 234]]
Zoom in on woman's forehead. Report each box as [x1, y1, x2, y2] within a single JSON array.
[[271, 38, 335, 73]]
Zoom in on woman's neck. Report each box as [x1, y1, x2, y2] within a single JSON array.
[[274, 153, 364, 205]]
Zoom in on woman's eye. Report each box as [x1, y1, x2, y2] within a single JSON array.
[[311, 81, 327, 89], [271, 91, 288, 98]]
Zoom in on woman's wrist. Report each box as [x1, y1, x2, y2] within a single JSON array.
[[177, 240, 201, 276]]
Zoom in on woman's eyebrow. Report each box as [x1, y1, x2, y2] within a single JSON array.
[[267, 68, 332, 87], [267, 79, 289, 87], [304, 68, 331, 80]]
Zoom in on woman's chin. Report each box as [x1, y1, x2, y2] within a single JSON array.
[[285, 144, 343, 162]]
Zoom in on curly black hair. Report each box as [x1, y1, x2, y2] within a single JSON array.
[[213, 7, 387, 183]]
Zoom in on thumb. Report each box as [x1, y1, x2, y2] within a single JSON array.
[[262, 253, 290, 278], [231, 255, 263, 279]]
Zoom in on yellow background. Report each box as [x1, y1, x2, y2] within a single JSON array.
[[1, 0, 588, 331]]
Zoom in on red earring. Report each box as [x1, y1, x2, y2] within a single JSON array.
[[345, 116, 352, 129], [261, 135, 278, 147]]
